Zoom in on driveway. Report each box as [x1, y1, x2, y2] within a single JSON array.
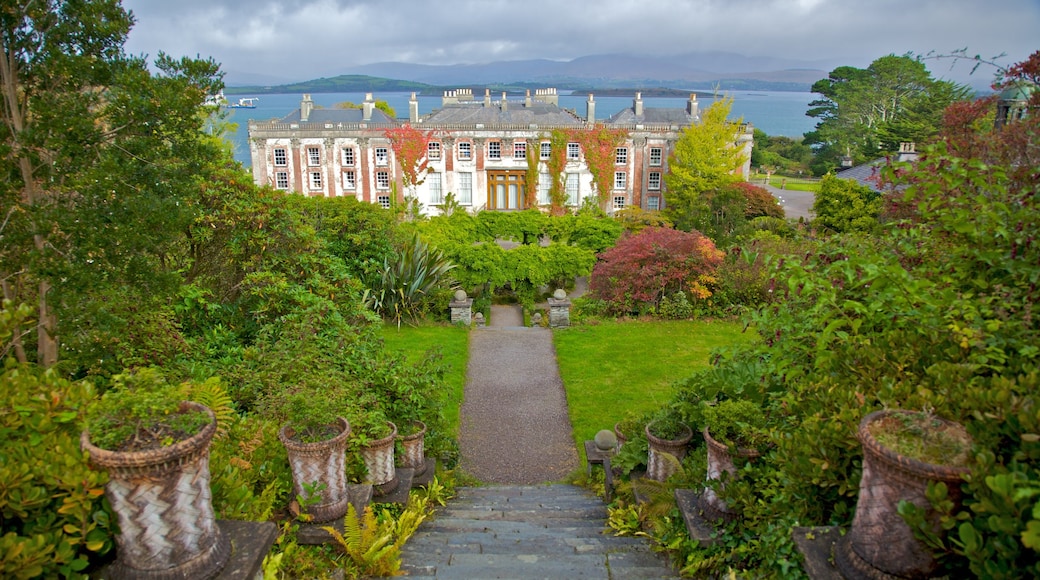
[[763, 184, 814, 221]]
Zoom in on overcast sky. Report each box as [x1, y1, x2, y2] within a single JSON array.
[[122, 0, 1039, 87]]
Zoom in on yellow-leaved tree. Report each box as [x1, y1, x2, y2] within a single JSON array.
[[664, 96, 748, 232]]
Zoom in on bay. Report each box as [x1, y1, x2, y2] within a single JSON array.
[[222, 90, 817, 167]]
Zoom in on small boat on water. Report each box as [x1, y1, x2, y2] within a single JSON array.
[[226, 97, 259, 109]]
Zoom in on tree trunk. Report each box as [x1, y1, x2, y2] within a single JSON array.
[[3, 31, 59, 368]]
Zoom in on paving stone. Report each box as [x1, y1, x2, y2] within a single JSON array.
[[400, 485, 678, 578]]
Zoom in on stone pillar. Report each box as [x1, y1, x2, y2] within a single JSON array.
[[474, 312, 485, 328], [449, 289, 473, 325], [547, 289, 571, 328]]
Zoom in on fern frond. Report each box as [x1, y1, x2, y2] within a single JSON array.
[[342, 503, 365, 559], [184, 376, 235, 438]]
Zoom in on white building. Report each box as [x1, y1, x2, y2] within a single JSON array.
[[248, 89, 753, 214]]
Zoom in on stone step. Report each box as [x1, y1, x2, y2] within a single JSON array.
[[398, 485, 677, 578]]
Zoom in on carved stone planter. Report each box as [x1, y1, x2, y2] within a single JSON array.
[[361, 421, 399, 496], [835, 410, 971, 580], [81, 402, 230, 580], [645, 421, 693, 482], [702, 427, 760, 523], [279, 417, 351, 523], [397, 420, 428, 477]]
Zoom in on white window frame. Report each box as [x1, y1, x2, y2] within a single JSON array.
[[377, 195, 391, 209], [613, 195, 626, 210], [648, 171, 661, 191], [376, 170, 390, 190], [615, 147, 627, 165], [273, 148, 287, 167], [565, 173, 579, 205], [458, 142, 472, 160], [309, 171, 322, 190], [540, 142, 551, 160], [647, 196, 660, 210], [457, 172, 473, 205], [614, 171, 627, 191], [513, 141, 526, 159], [342, 148, 355, 166], [487, 141, 501, 160], [427, 142, 441, 160], [567, 142, 580, 160], [649, 147, 663, 166], [275, 171, 289, 190], [537, 172, 551, 205], [307, 146, 321, 166], [427, 172, 443, 204], [342, 170, 356, 190], [375, 147, 389, 166]]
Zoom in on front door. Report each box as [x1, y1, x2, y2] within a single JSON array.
[[487, 170, 525, 210]]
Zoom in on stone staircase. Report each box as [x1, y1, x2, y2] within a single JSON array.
[[399, 484, 678, 579]]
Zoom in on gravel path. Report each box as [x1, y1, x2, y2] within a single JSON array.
[[457, 305, 579, 483]]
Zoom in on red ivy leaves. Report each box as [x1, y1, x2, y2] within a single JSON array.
[[574, 126, 627, 205], [385, 124, 434, 189]]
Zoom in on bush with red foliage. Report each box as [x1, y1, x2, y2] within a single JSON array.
[[589, 227, 724, 315], [728, 182, 785, 219]]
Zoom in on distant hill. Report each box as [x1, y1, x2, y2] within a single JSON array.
[[224, 75, 433, 95], [223, 52, 831, 92]]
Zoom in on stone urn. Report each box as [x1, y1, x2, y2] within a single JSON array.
[[397, 420, 428, 477], [702, 427, 761, 522], [81, 402, 230, 579], [361, 421, 399, 496], [279, 417, 352, 523], [645, 421, 693, 482], [835, 410, 972, 579]]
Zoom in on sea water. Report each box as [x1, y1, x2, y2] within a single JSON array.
[[220, 90, 818, 167]]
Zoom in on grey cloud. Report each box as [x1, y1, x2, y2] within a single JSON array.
[[122, 0, 1039, 84]]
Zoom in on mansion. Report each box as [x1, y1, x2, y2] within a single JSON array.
[[247, 89, 753, 214]]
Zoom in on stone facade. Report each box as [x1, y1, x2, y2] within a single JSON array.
[[248, 90, 753, 214]]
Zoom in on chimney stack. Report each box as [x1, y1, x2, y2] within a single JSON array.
[[634, 92, 643, 117], [687, 93, 698, 119], [586, 94, 595, 124], [525, 89, 532, 108], [409, 92, 419, 123], [300, 94, 313, 122], [484, 88, 491, 107], [362, 92, 374, 121], [501, 92, 507, 111]]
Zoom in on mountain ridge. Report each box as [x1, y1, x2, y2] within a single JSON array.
[[222, 51, 831, 92]]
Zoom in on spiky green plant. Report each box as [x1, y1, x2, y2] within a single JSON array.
[[364, 233, 456, 327]]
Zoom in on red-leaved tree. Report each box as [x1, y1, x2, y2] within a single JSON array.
[[385, 124, 434, 196], [590, 227, 724, 314], [728, 182, 785, 219]]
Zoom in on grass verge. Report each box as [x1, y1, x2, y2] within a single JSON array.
[[380, 323, 469, 437], [553, 318, 756, 462]]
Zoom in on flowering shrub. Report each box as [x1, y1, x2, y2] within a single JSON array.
[[589, 227, 724, 315]]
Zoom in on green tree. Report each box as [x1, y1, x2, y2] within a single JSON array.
[[750, 128, 812, 174], [804, 54, 972, 174], [664, 96, 748, 232], [0, 0, 223, 369], [811, 174, 882, 234]]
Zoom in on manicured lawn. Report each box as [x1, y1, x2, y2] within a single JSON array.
[[553, 319, 756, 460], [380, 323, 469, 436], [749, 172, 821, 192]]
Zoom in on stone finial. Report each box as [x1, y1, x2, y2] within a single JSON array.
[[474, 312, 485, 327], [531, 312, 543, 327], [454, 289, 468, 301], [594, 430, 618, 451], [553, 288, 567, 300]]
